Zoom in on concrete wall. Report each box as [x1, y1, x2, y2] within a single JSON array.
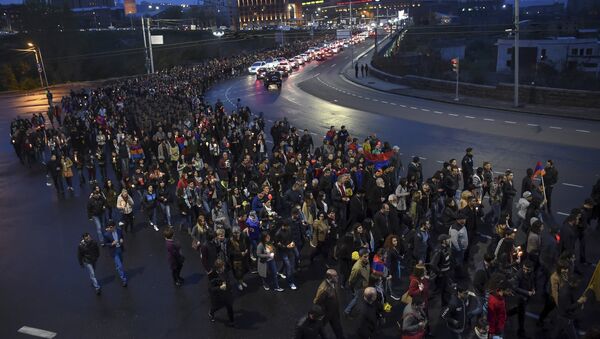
[[369, 64, 600, 108]]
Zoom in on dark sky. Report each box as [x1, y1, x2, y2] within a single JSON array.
[[0, 0, 567, 7]]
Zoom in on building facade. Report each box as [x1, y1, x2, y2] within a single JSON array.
[[238, 0, 291, 28], [496, 38, 600, 74]]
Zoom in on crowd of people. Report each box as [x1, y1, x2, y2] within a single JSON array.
[[9, 37, 600, 339]]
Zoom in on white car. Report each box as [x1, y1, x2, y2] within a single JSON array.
[[248, 61, 266, 74], [294, 56, 304, 65], [264, 57, 279, 68], [278, 61, 292, 72]]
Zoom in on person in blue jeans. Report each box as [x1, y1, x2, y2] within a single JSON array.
[[256, 232, 283, 292], [275, 222, 297, 290], [77, 233, 101, 295], [344, 248, 370, 315], [87, 185, 107, 243], [103, 221, 128, 287]]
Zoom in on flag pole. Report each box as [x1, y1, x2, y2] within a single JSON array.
[[540, 174, 547, 205]]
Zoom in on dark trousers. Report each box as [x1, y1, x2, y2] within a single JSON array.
[[545, 185, 554, 211], [171, 263, 183, 282], [508, 300, 526, 331], [121, 212, 134, 233], [551, 315, 578, 339], [325, 315, 345, 339], [210, 298, 234, 322], [576, 229, 586, 263]]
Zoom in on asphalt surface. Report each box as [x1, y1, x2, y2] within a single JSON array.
[[1, 40, 600, 339]]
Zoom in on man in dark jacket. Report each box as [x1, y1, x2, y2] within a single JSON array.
[[461, 147, 474, 190], [441, 282, 482, 339], [443, 167, 460, 200], [102, 221, 127, 287], [313, 269, 344, 338], [508, 260, 536, 336], [407, 156, 423, 184], [294, 305, 326, 339], [502, 171, 517, 220], [543, 160, 558, 212], [77, 232, 101, 295], [164, 228, 185, 287], [275, 222, 297, 289], [372, 203, 390, 250], [46, 154, 64, 195], [356, 287, 381, 339], [88, 185, 107, 242], [551, 274, 586, 339], [208, 258, 235, 326]]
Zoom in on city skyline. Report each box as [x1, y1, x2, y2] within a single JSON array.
[[0, 0, 568, 6]]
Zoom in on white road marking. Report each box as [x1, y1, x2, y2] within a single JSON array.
[[267, 119, 274, 122], [464, 115, 475, 119], [562, 183, 583, 188], [527, 123, 539, 127], [400, 104, 407, 108], [549, 126, 562, 130], [390, 102, 397, 106], [18, 326, 57, 338], [557, 212, 570, 216], [448, 113, 459, 117], [331, 64, 337, 68], [421, 108, 430, 112], [433, 111, 443, 114], [576, 129, 591, 133], [358, 95, 363, 98], [381, 100, 388, 104], [372, 99, 379, 102], [333, 99, 338, 102], [410, 106, 418, 109], [504, 121, 517, 124], [484, 118, 495, 121], [436, 160, 444, 164]]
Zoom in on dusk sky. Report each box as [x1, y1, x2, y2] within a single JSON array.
[[0, 0, 568, 6]]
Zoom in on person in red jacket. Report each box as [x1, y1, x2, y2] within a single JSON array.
[[408, 264, 430, 309], [487, 276, 509, 338]]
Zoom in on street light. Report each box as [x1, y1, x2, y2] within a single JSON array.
[[26, 42, 49, 92]]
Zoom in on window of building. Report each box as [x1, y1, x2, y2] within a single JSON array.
[[586, 48, 593, 56], [579, 49, 584, 56], [507, 48, 511, 55], [506, 60, 511, 67], [571, 48, 578, 55], [541, 48, 547, 60]]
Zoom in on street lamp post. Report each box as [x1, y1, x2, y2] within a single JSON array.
[[374, 0, 379, 53], [514, 0, 519, 107], [27, 43, 49, 90]]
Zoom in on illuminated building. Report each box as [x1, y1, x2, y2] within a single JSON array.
[[238, 0, 292, 27]]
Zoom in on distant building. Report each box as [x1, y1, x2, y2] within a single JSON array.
[[496, 37, 600, 74], [238, 0, 291, 28], [123, 0, 136, 15], [1, 5, 22, 32], [50, 0, 115, 9]]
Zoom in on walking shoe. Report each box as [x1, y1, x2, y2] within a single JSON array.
[[274, 287, 284, 292], [208, 312, 215, 322], [250, 255, 257, 262], [118, 221, 125, 226], [290, 283, 297, 290], [278, 273, 286, 279], [238, 284, 243, 291], [95, 288, 102, 295], [241, 282, 248, 288], [263, 285, 270, 291], [153, 224, 159, 232]]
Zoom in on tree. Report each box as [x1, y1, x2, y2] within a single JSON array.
[[0, 64, 19, 91]]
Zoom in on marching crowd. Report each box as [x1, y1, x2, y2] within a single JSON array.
[[9, 38, 600, 339]]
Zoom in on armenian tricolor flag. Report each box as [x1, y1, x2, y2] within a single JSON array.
[[364, 149, 394, 170], [533, 161, 546, 178]]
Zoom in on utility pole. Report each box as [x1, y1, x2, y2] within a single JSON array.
[[350, 0, 354, 67], [514, 0, 519, 107], [147, 18, 155, 74], [374, 0, 379, 53], [452, 57, 459, 101], [141, 17, 149, 74]]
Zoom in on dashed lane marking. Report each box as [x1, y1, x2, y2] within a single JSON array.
[[464, 115, 475, 119], [400, 104, 407, 108], [331, 64, 337, 68], [504, 121, 517, 124], [557, 212, 570, 216], [433, 111, 443, 114], [484, 118, 495, 121], [381, 100, 388, 104], [448, 113, 459, 117], [410, 106, 418, 109], [562, 183, 583, 188], [576, 129, 591, 133], [372, 99, 379, 102], [390, 103, 397, 106], [421, 108, 430, 112], [527, 123, 539, 127], [549, 126, 562, 130], [17, 327, 57, 338]]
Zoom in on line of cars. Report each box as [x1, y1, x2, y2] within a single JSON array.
[[248, 38, 362, 90]]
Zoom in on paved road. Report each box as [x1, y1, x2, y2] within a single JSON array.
[[1, 42, 599, 339]]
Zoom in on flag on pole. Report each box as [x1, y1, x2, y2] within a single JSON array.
[[586, 260, 600, 299], [533, 161, 546, 178]]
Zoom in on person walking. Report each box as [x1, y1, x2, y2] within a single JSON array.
[[356, 287, 381, 339], [401, 294, 428, 339], [355, 64, 359, 78], [142, 184, 159, 231], [294, 305, 327, 339], [344, 248, 370, 316], [88, 185, 107, 242], [364, 63, 369, 76], [164, 228, 185, 287], [313, 269, 345, 339], [257, 232, 283, 291], [46, 154, 64, 196], [207, 258, 235, 327], [360, 64, 365, 77], [61, 154, 74, 191], [116, 188, 134, 233], [461, 147, 474, 190], [543, 160, 558, 213], [77, 232, 101, 295], [102, 220, 128, 287]]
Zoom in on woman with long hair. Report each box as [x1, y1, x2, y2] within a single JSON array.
[[256, 232, 283, 292], [384, 234, 404, 300]]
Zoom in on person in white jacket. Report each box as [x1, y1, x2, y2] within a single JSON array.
[[516, 191, 532, 229], [449, 211, 469, 278]]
